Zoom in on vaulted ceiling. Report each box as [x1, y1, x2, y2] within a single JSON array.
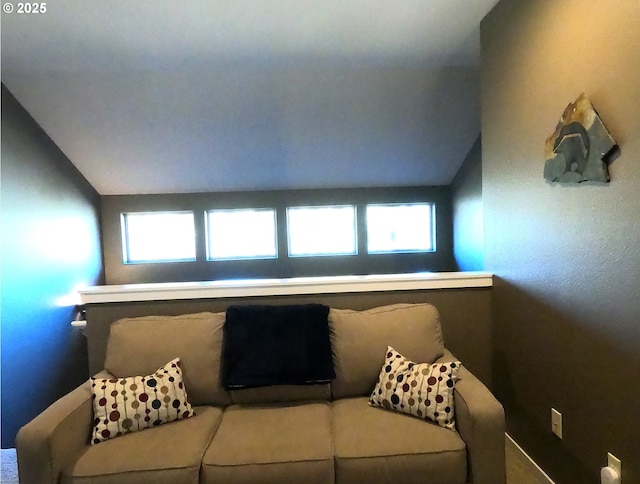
[[2, 0, 499, 194]]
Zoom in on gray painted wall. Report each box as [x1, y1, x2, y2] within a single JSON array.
[[0, 85, 104, 448], [452, 136, 483, 271], [481, 1, 640, 482]]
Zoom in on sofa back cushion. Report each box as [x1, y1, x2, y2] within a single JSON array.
[[104, 312, 231, 406], [329, 303, 445, 399]]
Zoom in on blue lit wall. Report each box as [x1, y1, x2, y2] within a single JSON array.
[[1, 85, 104, 448], [452, 135, 483, 271]]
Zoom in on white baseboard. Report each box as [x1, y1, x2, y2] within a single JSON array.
[[506, 433, 555, 483]]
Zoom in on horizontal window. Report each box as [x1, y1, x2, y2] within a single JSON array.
[[206, 209, 278, 260], [121, 211, 196, 264], [287, 205, 357, 257], [366, 203, 435, 253]]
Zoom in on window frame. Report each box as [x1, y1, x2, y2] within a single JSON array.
[[120, 210, 197, 265], [286, 204, 358, 258], [205, 207, 278, 261], [365, 202, 436, 255]]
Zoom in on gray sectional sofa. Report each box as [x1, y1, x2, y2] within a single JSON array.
[[17, 303, 505, 483]]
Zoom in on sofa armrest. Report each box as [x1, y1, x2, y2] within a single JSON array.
[[16, 374, 108, 484], [437, 350, 505, 484]]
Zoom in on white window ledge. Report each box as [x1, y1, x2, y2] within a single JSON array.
[[78, 272, 492, 304]]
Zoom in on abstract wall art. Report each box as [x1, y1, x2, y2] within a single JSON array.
[[544, 94, 617, 183]]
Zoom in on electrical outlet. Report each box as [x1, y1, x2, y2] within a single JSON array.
[[608, 452, 621, 480], [551, 408, 562, 439]]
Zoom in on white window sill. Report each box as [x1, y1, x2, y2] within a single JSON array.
[[78, 272, 492, 304]]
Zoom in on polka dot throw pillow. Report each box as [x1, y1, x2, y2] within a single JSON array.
[[91, 358, 194, 444], [369, 346, 460, 430]]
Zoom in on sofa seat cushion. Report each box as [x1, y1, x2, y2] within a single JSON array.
[[332, 397, 467, 484], [61, 406, 222, 484], [201, 402, 334, 484]]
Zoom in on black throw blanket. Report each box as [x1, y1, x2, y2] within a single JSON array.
[[222, 304, 335, 389]]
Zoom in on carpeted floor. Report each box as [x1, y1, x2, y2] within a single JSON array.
[[1, 436, 552, 483], [1, 448, 19, 484]]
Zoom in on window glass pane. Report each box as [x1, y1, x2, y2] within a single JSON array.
[[366, 203, 434, 253], [207, 209, 277, 260], [122, 211, 196, 263], [287, 205, 357, 257]]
